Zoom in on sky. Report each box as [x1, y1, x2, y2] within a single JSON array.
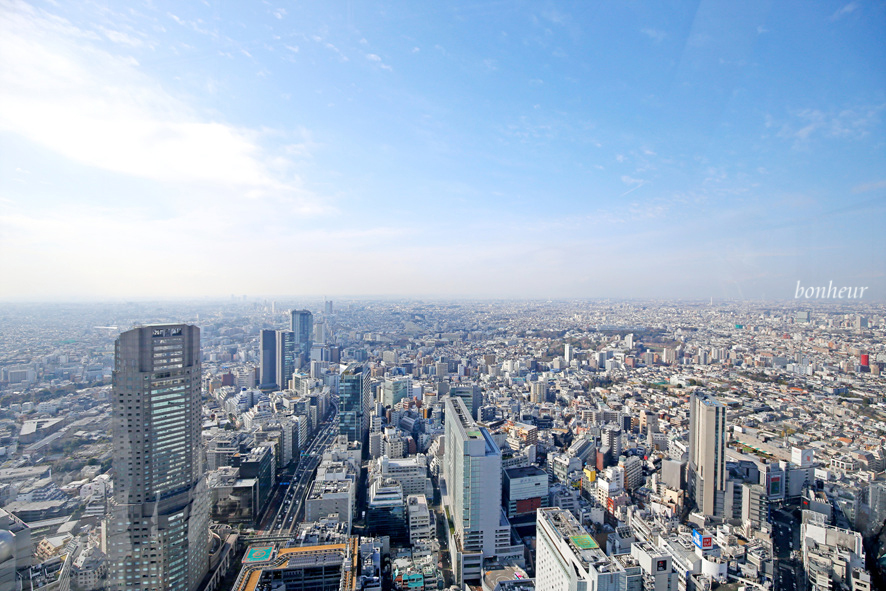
[[0, 0, 884, 301]]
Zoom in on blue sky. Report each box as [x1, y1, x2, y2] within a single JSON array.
[[1, 0, 884, 300]]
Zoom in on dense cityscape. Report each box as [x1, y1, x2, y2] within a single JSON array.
[[2, 3, 885, 590], [0, 298, 883, 591]]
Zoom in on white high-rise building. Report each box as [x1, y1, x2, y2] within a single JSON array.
[[443, 397, 515, 584], [688, 392, 727, 518], [536, 506, 626, 591], [109, 325, 209, 591], [801, 511, 869, 591]]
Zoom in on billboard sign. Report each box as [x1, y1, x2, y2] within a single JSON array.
[[692, 529, 713, 550]]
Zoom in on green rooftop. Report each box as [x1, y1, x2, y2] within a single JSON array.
[[570, 535, 599, 549], [243, 546, 274, 563]]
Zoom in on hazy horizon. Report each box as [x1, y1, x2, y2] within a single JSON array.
[[1, 293, 883, 305]]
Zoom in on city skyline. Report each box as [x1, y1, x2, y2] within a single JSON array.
[[1, 1, 884, 301], [0, 297, 883, 588]]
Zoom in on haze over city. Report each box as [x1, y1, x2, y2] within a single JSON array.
[[1, 1, 884, 301]]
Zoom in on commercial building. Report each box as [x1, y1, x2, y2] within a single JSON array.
[[406, 495, 433, 544], [208, 467, 259, 525], [108, 324, 209, 591], [536, 506, 626, 591], [304, 479, 354, 530], [339, 365, 371, 452], [801, 511, 869, 591], [275, 330, 296, 392], [688, 392, 726, 518], [366, 478, 407, 544], [381, 377, 412, 408], [233, 539, 360, 591], [259, 329, 276, 389], [443, 396, 518, 584], [371, 455, 431, 497], [290, 309, 314, 365], [502, 466, 548, 518], [449, 385, 482, 420]]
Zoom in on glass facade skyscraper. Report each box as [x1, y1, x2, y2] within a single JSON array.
[[108, 324, 209, 591], [290, 309, 313, 366], [339, 364, 370, 451], [275, 329, 295, 391], [259, 328, 276, 388]]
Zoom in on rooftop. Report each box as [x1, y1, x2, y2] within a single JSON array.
[[504, 465, 547, 479]]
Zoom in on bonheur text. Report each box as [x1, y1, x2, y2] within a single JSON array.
[[795, 281, 868, 299]]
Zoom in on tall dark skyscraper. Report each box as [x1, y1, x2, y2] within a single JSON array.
[[109, 324, 209, 591], [339, 364, 370, 452], [275, 329, 295, 391], [290, 309, 313, 366], [259, 328, 276, 388]]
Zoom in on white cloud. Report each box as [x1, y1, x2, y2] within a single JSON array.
[[0, 2, 337, 299], [365, 53, 392, 71], [641, 28, 666, 42], [100, 27, 144, 47], [541, 9, 568, 26], [831, 3, 857, 21], [777, 104, 885, 143], [0, 4, 326, 199], [852, 180, 886, 194], [323, 41, 349, 62]]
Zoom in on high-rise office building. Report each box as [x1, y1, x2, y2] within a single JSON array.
[[601, 423, 623, 466], [449, 385, 482, 420], [109, 324, 209, 591], [339, 364, 370, 451], [259, 329, 276, 388], [313, 320, 327, 345], [290, 309, 313, 365], [443, 396, 515, 584], [381, 377, 411, 408], [688, 392, 727, 517], [275, 330, 295, 391]]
